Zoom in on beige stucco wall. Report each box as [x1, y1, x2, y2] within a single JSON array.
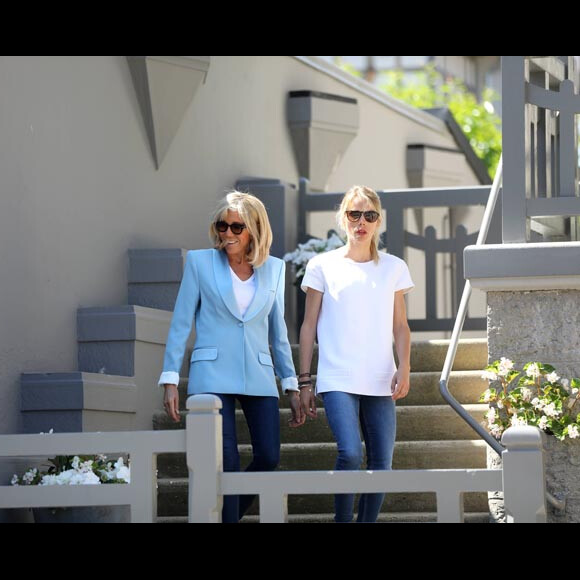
[[0, 56, 482, 450]]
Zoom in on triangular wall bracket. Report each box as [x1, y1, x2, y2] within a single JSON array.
[[127, 56, 210, 169]]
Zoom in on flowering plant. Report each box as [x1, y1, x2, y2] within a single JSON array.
[[481, 359, 580, 441], [11, 435, 130, 487], [283, 231, 345, 280]]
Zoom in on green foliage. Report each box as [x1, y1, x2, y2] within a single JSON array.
[[481, 359, 580, 441], [379, 66, 502, 179]]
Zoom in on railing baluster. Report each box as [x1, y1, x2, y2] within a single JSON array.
[[436, 490, 465, 523], [259, 493, 288, 524]]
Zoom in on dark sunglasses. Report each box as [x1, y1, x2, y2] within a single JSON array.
[[346, 210, 380, 224], [215, 221, 247, 235]]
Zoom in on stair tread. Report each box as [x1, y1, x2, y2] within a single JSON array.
[[157, 512, 491, 524]]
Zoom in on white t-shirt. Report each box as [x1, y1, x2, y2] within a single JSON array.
[[301, 249, 414, 397], [230, 267, 257, 318]]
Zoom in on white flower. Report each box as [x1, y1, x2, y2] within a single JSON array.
[[482, 370, 498, 381], [532, 398, 545, 410], [521, 388, 533, 402], [11, 475, 19, 486], [568, 425, 580, 439], [543, 403, 561, 419], [22, 469, 38, 485], [70, 471, 100, 486], [527, 364, 541, 379], [490, 424, 504, 438], [497, 400, 504, 409], [487, 407, 498, 428], [284, 233, 345, 278], [511, 416, 529, 428], [482, 390, 493, 403], [546, 372, 560, 384], [498, 358, 514, 377], [538, 417, 549, 431]]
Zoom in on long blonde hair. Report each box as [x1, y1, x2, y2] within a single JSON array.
[[336, 185, 383, 264], [209, 191, 273, 268]]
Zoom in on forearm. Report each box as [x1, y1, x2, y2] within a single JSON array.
[[394, 322, 411, 371], [299, 322, 317, 377]]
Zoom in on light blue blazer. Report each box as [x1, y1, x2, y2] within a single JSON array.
[[159, 249, 297, 398]]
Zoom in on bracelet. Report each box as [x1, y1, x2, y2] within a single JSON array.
[[298, 380, 313, 387], [298, 373, 312, 379]]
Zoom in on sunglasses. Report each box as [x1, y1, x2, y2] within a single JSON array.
[[346, 211, 380, 224], [215, 221, 247, 235]]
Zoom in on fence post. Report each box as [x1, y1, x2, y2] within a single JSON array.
[[501, 426, 547, 523], [186, 395, 223, 523]]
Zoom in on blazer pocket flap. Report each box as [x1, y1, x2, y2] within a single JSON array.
[[191, 348, 218, 362], [258, 352, 274, 367]]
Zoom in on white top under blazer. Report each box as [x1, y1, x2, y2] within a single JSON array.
[[302, 249, 414, 397]]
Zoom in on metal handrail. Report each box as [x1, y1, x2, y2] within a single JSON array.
[[439, 157, 504, 456], [439, 156, 566, 513]]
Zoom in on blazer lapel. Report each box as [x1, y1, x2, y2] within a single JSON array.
[[212, 250, 243, 321], [243, 261, 272, 322]]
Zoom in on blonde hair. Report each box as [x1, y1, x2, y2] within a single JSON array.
[[209, 191, 273, 268], [336, 185, 383, 264]]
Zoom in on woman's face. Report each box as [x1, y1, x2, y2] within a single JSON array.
[[218, 210, 252, 260], [345, 196, 380, 245]]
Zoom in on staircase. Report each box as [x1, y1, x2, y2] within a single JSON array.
[[155, 339, 492, 523]]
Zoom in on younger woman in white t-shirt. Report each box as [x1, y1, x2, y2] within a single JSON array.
[[299, 185, 414, 523]]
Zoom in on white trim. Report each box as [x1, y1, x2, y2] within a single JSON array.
[[291, 56, 447, 134]]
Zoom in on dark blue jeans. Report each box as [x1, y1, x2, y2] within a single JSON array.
[[322, 391, 397, 523], [213, 394, 280, 523]]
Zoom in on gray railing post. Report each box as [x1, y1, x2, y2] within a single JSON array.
[[186, 395, 224, 523], [501, 427, 547, 523], [502, 56, 528, 244]]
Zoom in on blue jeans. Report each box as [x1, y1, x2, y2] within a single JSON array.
[[213, 394, 280, 523], [322, 391, 396, 523]]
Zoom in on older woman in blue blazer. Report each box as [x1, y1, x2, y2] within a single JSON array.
[[158, 192, 302, 523]]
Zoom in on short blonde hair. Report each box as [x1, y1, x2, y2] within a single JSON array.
[[336, 185, 383, 264], [209, 191, 273, 268]]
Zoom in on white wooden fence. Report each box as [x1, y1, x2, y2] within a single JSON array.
[[0, 395, 548, 523]]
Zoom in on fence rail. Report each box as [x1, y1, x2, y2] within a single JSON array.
[[0, 430, 184, 523], [0, 396, 548, 523]]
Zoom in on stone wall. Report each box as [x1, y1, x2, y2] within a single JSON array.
[[487, 289, 580, 523], [488, 290, 580, 378]]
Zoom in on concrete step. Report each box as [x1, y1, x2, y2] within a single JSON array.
[[178, 339, 488, 381], [157, 474, 489, 517], [157, 512, 491, 524], [153, 404, 486, 443], [173, 370, 487, 410], [157, 439, 488, 480], [290, 339, 487, 375]]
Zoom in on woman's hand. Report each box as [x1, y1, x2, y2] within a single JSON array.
[[163, 384, 181, 423], [300, 387, 318, 419], [391, 367, 411, 401], [288, 392, 306, 428]]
